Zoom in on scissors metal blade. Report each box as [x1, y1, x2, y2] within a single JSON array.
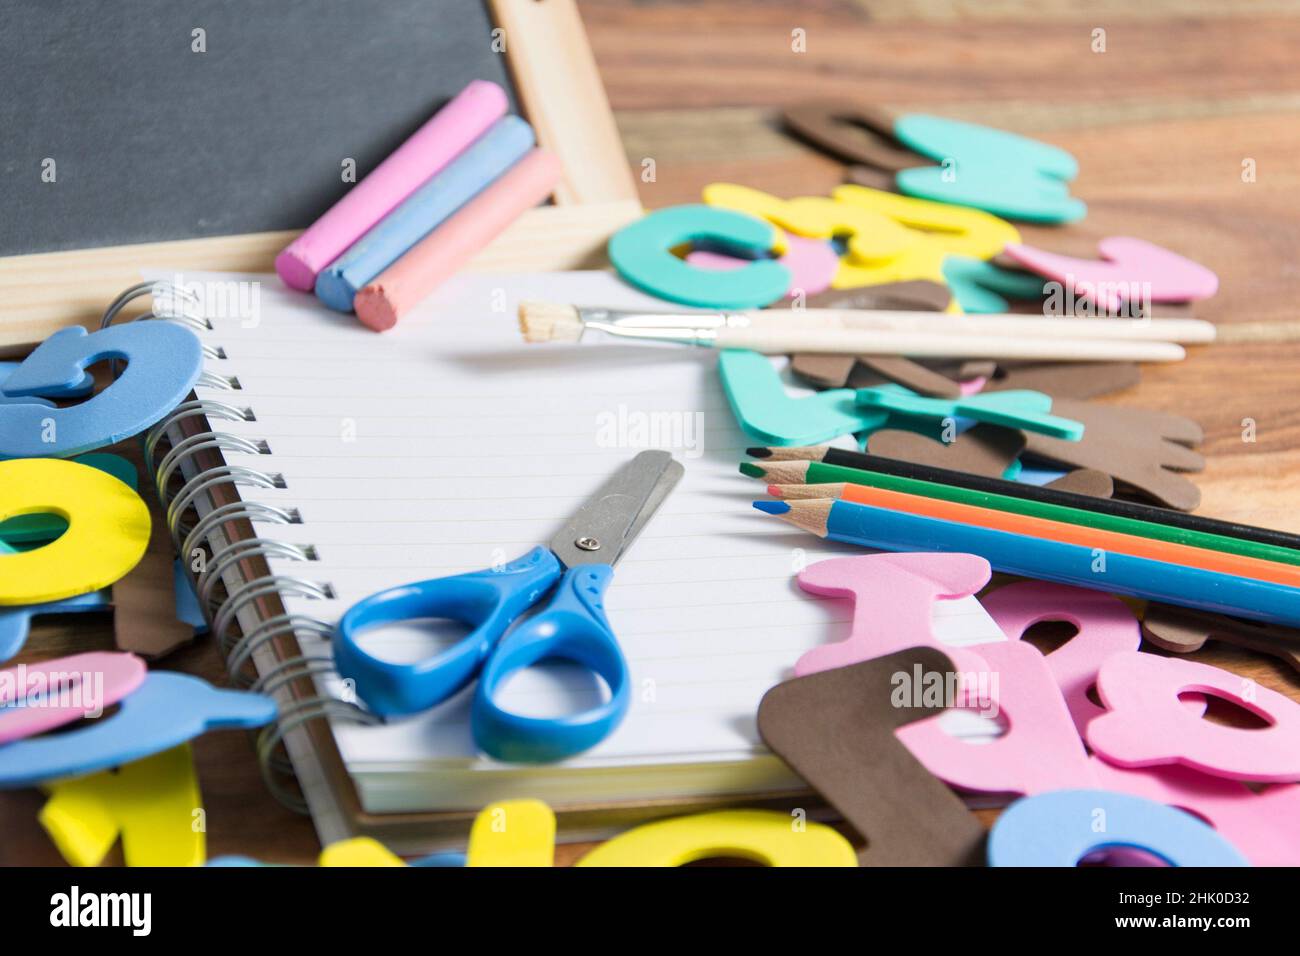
[[549, 450, 683, 568]]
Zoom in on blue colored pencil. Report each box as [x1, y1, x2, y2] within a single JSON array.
[[314, 115, 536, 312], [754, 497, 1300, 628]]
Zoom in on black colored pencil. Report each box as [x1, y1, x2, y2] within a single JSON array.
[[744, 445, 1300, 553]]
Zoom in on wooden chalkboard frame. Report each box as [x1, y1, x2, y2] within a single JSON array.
[[0, 0, 640, 352]]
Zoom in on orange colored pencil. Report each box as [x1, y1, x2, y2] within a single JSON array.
[[777, 481, 1300, 588]]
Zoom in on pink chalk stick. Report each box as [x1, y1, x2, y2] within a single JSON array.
[[685, 236, 839, 298], [354, 148, 561, 331], [1002, 237, 1219, 313], [0, 652, 146, 744], [275, 80, 509, 291], [1089, 651, 1300, 782], [794, 552, 995, 677], [981, 581, 1140, 736]]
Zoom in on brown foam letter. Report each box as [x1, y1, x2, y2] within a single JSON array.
[[1141, 604, 1300, 675], [757, 647, 986, 866], [1022, 399, 1204, 510], [867, 423, 1027, 478], [782, 101, 923, 171]]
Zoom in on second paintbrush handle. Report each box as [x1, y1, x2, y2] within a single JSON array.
[[711, 326, 1187, 362], [778, 309, 1216, 344]]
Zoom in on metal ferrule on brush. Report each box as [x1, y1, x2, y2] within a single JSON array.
[[575, 307, 753, 345]]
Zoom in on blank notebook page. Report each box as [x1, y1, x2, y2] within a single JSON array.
[[183, 271, 1006, 805]]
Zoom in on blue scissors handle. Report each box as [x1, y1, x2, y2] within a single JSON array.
[[334, 547, 562, 717], [473, 563, 629, 763]]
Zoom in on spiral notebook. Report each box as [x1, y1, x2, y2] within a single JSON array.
[[147, 269, 1007, 851]]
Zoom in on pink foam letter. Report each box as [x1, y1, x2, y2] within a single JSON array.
[[794, 552, 992, 676], [981, 581, 1139, 735], [0, 652, 146, 744], [1089, 652, 1300, 782]]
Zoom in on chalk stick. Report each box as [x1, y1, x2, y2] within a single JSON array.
[[275, 79, 508, 292], [354, 148, 562, 332], [314, 116, 536, 312]]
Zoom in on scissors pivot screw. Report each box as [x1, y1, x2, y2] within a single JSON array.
[[575, 536, 601, 552]]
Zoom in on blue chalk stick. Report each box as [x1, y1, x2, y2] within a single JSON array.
[[314, 115, 537, 312]]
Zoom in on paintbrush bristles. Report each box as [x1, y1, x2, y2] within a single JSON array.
[[518, 301, 585, 343]]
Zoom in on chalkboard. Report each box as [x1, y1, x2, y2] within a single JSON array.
[[0, 0, 520, 256]]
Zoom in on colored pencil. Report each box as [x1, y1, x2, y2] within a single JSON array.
[[758, 472, 1300, 569], [740, 454, 1300, 560], [753, 497, 1300, 628], [760, 480, 1300, 587]]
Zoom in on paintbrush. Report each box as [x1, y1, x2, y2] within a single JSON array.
[[517, 302, 1200, 362]]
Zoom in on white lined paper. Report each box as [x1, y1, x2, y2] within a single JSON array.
[[184, 271, 1006, 812]]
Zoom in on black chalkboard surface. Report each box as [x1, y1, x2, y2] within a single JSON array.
[[0, 0, 518, 257]]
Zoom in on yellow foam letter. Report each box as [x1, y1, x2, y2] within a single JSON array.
[[0, 458, 150, 605], [39, 744, 204, 867], [575, 809, 857, 867], [467, 799, 556, 867], [319, 837, 409, 867]]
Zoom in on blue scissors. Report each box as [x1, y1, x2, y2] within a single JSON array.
[[334, 450, 683, 763]]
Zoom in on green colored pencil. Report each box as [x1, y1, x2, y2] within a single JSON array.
[[739, 458, 1300, 568]]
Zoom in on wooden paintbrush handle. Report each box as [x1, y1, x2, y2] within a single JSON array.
[[761, 309, 1216, 344], [716, 326, 1187, 362]]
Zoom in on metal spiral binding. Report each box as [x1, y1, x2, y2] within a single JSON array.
[[164, 465, 287, 551], [153, 431, 270, 498], [143, 399, 254, 472], [133, 284, 377, 813], [102, 280, 208, 333], [225, 613, 333, 687], [196, 539, 316, 618], [178, 500, 302, 577], [101, 280, 225, 364], [196, 369, 241, 390], [211, 575, 334, 657], [258, 685, 382, 813]]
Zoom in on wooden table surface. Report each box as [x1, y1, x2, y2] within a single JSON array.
[[4, 0, 1300, 866]]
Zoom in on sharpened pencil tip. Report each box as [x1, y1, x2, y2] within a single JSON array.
[[752, 500, 791, 515], [745, 447, 772, 459], [765, 484, 783, 497], [739, 462, 765, 478]]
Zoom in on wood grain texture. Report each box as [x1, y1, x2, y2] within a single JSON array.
[[0, 201, 641, 353], [490, 0, 640, 205], [583, 3, 1300, 108], [4, 0, 1300, 866]]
